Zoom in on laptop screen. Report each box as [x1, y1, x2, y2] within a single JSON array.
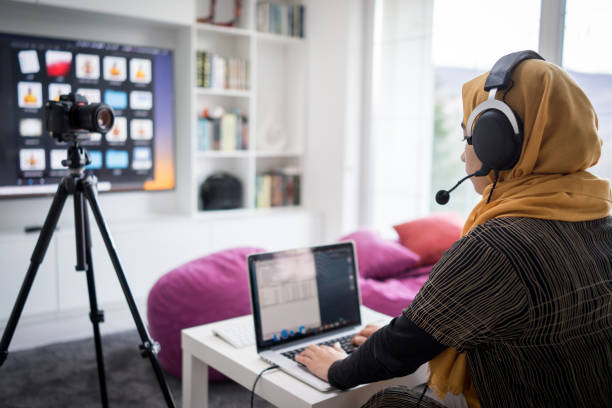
[[248, 242, 361, 351]]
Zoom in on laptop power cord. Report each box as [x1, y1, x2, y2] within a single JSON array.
[[251, 364, 279, 408], [416, 383, 429, 408]]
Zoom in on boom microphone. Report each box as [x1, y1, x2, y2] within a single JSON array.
[[435, 166, 490, 205]]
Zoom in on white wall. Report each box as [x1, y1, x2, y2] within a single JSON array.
[[363, 0, 434, 232], [305, 0, 365, 242]]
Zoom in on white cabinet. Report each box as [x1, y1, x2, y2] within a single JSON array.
[[0, 232, 58, 320], [52, 211, 316, 312], [55, 217, 214, 312], [207, 209, 315, 252]]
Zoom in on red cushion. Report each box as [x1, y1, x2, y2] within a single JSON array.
[[393, 213, 463, 266]]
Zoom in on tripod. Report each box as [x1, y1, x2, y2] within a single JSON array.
[[0, 141, 176, 408]]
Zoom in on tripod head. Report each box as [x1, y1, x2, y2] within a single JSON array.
[[62, 140, 91, 176], [64, 141, 92, 176]]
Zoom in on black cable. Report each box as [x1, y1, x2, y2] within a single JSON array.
[[486, 169, 500, 204], [416, 383, 429, 408], [251, 364, 279, 408]]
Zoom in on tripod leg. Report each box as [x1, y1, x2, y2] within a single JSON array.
[[75, 190, 109, 408], [81, 178, 176, 408], [0, 182, 69, 367]]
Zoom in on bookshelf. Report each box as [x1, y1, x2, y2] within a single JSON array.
[[189, 0, 306, 214]]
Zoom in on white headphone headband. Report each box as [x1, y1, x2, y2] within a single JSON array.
[[466, 88, 520, 136]]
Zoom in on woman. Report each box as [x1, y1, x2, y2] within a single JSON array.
[[296, 54, 612, 407]]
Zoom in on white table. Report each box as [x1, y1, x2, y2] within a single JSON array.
[[181, 306, 428, 408]]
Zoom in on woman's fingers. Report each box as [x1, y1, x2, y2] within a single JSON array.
[[295, 342, 348, 382], [300, 346, 316, 358], [361, 325, 380, 336], [351, 335, 366, 346], [295, 353, 309, 364], [351, 324, 381, 346]]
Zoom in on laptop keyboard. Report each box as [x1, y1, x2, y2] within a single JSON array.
[[281, 334, 357, 362]]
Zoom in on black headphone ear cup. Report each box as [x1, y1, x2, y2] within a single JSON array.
[[471, 109, 523, 170]]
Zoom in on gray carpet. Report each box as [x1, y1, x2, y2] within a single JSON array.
[[0, 330, 274, 407]]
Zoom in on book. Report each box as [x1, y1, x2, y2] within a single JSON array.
[[212, 55, 226, 89], [256, 2, 305, 38], [299, 5, 304, 38], [197, 51, 248, 90], [211, 117, 221, 150], [240, 114, 249, 150], [284, 173, 294, 205], [255, 167, 301, 208], [283, 166, 301, 205], [221, 113, 237, 151], [270, 172, 284, 206], [261, 174, 272, 208], [198, 108, 249, 151], [198, 117, 208, 150], [196, 52, 204, 88], [293, 5, 300, 37], [292, 174, 300, 205], [280, 5, 288, 36], [203, 51, 211, 88]]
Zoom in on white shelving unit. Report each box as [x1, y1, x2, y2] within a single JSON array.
[[189, 0, 307, 215], [0, 0, 370, 350]]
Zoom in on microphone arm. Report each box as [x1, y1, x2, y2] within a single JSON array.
[[435, 166, 490, 205]]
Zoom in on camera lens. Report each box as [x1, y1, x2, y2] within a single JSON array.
[[95, 108, 114, 132], [72, 103, 115, 134]]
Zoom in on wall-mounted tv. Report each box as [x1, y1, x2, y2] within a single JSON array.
[[0, 32, 175, 198]]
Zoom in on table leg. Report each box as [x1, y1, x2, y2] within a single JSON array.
[[182, 351, 209, 408]]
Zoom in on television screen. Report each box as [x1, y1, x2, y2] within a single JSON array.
[[0, 32, 175, 197]]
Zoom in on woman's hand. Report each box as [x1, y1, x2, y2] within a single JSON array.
[[351, 324, 380, 346], [295, 342, 347, 382]]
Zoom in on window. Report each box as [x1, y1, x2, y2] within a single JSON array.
[[563, 0, 612, 179], [364, 0, 611, 228], [429, 0, 541, 218]]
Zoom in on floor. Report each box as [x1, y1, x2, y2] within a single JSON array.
[[0, 329, 273, 407]]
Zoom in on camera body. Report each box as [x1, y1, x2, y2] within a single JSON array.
[[45, 93, 114, 143]]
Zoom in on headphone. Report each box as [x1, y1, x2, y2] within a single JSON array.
[[436, 50, 545, 205]]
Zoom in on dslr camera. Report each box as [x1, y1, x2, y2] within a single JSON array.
[[45, 93, 115, 142]]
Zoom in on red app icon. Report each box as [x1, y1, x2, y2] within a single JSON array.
[[46, 50, 72, 77]]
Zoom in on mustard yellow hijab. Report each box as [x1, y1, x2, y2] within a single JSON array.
[[427, 58, 612, 407]]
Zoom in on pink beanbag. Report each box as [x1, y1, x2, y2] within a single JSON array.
[[147, 247, 264, 380], [339, 229, 420, 280], [359, 265, 432, 317]]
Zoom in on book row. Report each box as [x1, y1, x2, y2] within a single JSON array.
[[195, 51, 249, 90], [257, 2, 305, 38], [255, 169, 301, 208], [197, 110, 249, 151]]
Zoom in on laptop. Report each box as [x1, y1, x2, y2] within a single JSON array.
[[247, 241, 368, 391]]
